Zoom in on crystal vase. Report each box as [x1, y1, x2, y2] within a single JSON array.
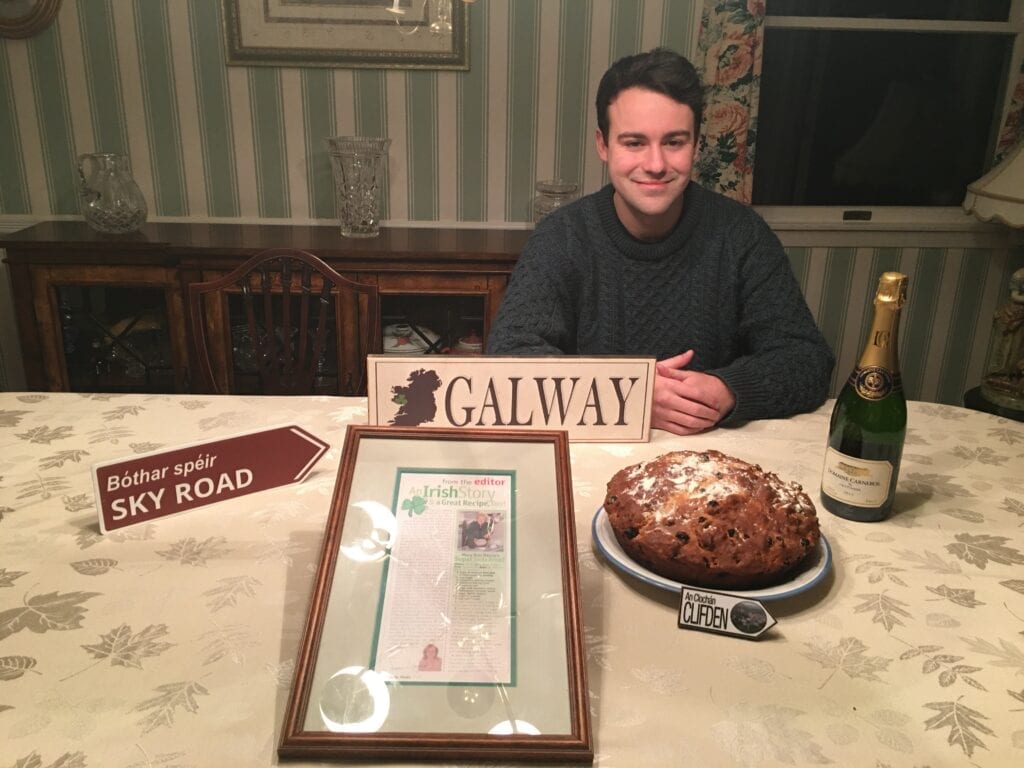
[[327, 136, 391, 238]]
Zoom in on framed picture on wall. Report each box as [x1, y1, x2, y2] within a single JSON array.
[[278, 426, 592, 763], [224, 0, 469, 70]]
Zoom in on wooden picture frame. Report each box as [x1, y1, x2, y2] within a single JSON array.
[[279, 426, 592, 763], [224, 0, 469, 70], [0, 0, 62, 39]]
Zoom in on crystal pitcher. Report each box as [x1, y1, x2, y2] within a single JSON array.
[[77, 153, 148, 234]]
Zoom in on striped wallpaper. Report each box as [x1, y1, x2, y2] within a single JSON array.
[[0, 0, 698, 223], [787, 245, 1024, 407], [1, 0, 1023, 408]]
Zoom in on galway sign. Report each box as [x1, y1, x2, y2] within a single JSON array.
[[367, 356, 655, 442], [92, 425, 329, 533]]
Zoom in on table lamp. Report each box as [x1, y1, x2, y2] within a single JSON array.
[[962, 141, 1024, 419], [963, 141, 1024, 227]]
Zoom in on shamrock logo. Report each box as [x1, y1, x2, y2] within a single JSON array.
[[401, 495, 427, 517]]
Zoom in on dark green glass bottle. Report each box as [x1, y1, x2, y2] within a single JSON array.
[[821, 272, 908, 522]]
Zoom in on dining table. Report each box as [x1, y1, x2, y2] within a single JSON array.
[[1, 391, 1022, 768]]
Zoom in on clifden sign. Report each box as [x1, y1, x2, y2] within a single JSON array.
[[677, 588, 777, 640], [92, 425, 329, 533], [367, 356, 655, 442]]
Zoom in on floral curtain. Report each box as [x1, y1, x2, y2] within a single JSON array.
[[694, 0, 765, 204], [994, 58, 1024, 164], [694, 2, 1020, 200]]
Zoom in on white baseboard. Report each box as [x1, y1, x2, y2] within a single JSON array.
[[0, 218, 37, 234]]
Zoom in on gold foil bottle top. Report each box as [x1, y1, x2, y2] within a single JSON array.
[[874, 272, 907, 308]]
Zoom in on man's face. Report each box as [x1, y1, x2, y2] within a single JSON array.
[[596, 87, 698, 241]]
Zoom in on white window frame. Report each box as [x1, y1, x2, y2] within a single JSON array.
[[755, 1, 1024, 233]]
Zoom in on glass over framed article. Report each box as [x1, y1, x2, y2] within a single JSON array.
[[279, 426, 592, 763]]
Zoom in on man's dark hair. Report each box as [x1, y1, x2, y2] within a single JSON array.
[[595, 48, 703, 141]]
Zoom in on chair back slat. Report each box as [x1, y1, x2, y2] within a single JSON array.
[[296, 266, 312, 377], [187, 248, 381, 396], [279, 259, 294, 378], [312, 281, 332, 391]]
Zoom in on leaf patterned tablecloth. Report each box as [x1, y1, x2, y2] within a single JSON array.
[[1, 393, 1022, 768]]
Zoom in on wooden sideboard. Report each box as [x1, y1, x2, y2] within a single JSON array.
[[1, 221, 530, 393]]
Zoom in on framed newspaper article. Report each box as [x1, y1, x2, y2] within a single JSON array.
[[279, 426, 592, 763]]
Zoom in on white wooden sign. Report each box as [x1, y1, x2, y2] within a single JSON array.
[[367, 355, 655, 442]]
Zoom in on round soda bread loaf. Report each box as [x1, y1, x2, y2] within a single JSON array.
[[603, 449, 820, 589]]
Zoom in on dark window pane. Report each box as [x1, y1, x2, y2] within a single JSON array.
[[753, 30, 1011, 206], [768, 1, 1010, 21]]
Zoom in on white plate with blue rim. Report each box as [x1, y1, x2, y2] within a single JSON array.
[[591, 507, 832, 601]]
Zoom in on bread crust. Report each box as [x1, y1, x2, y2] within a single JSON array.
[[603, 450, 820, 588]]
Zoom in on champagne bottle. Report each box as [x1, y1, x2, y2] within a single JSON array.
[[821, 272, 908, 522]]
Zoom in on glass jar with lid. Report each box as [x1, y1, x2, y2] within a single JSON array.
[[532, 180, 579, 223]]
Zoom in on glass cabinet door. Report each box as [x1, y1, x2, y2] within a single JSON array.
[[57, 285, 176, 392], [381, 294, 485, 356]]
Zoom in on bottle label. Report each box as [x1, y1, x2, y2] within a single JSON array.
[[849, 366, 902, 401], [821, 447, 893, 507]]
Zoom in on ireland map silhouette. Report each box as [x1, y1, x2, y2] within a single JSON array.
[[389, 368, 442, 426]]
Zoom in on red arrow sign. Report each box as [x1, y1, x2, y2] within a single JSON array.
[[92, 425, 329, 533]]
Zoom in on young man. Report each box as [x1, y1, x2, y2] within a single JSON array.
[[487, 48, 834, 435]]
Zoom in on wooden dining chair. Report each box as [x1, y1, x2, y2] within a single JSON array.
[[187, 248, 381, 396]]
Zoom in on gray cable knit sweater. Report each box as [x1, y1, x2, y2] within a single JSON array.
[[487, 183, 835, 424]]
